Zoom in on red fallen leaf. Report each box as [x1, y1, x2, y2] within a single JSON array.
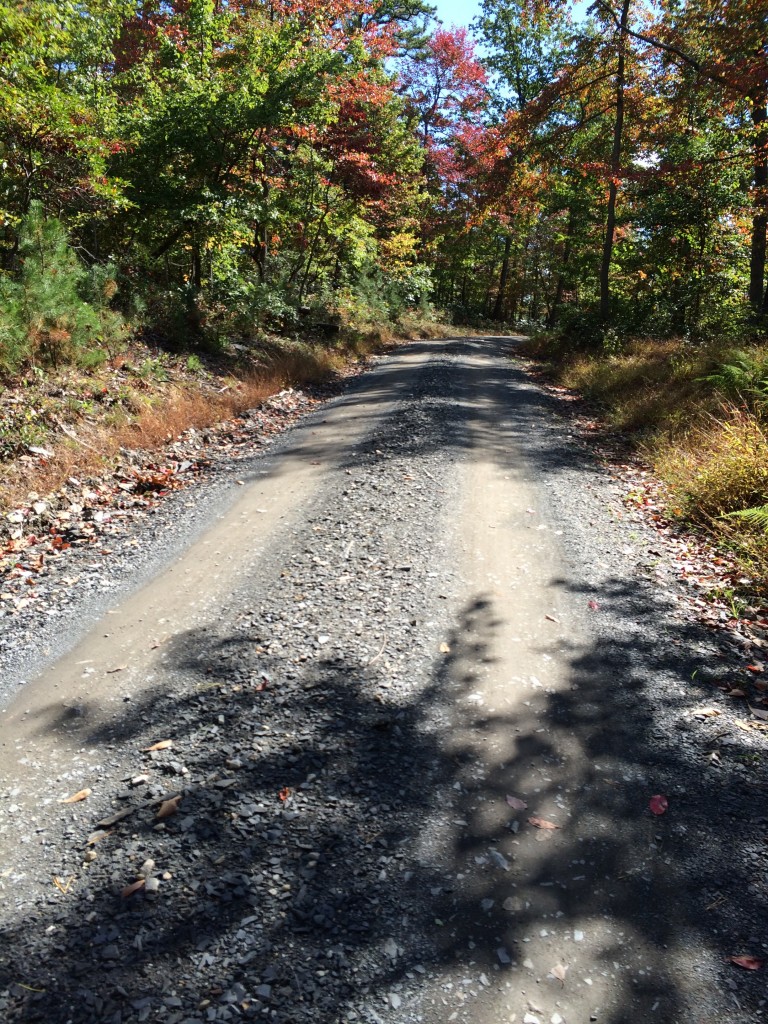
[[278, 787, 292, 802], [746, 664, 764, 673], [253, 679, 268, 692], [587, 599, 600, 611], [727, 955, 764, 970], [649, 794, 668, 815], [506, 795, 527, 810], [528, 816, 560, 830]]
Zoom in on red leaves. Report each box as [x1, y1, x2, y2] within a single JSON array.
[[649, 794, 668, 815], [727, 955, 764, 970], [278, 787, 292, 802]]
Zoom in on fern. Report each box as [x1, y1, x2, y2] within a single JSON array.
[[723, 505, 768, 530]]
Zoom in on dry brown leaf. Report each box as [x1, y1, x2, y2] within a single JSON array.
[[95, 807, 134, 828], [60, 787, 92, 804], [545, 614, 560, 623], [551, 963, 568, 986], [695, 707, 721, 718], [506, 795, 528, 811], [726, 688, 747, 698], [748, 704, 768, 721], [439, 642, 451, 654], [155, 795, 182, 820], [122, 878, 146, 899], [142, 739, 173, 752], [87, 830, 110, 845], [528, 816, 560, 830]]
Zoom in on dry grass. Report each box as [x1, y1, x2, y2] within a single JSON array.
[[527, 334, 768, 593], [0, 333, 395, 509]]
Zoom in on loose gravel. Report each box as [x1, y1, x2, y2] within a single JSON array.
[[0, 338, 766, 1024]]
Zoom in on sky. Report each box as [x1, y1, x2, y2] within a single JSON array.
[[431, 0, 592, 32], [431, 0, 481, 30]]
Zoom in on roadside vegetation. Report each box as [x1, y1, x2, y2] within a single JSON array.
[[523, 335, 768, 595]]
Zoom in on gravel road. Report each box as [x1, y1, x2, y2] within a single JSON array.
[[1, 337, 767, 1024]]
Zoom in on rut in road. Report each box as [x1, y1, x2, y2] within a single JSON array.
[[0, 338, 765, 1024]]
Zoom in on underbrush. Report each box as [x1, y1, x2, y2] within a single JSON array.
[[523, 335, 768, 594], [0, 329, 412, 510]]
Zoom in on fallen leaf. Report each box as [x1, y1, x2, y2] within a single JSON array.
[[754, 680, 768, 692], [550, 963, 568, 986], [587, 599, 599, 611], [278, 786, 292, 802], [106, 665, 127, 674], [746, 664, 764, 673], [695, 707, 721, 717], [122, 879, 146, 899], [60, 788, 92, 804], [439, 642, 451, 654], [748, 704, 768, 721], [155, 795, 182, 820], [95, 807, 134, 828], [506, 795, 528, 810], [725, 688, 747, 698], [528, 816, 560, 830], [545, 614, 560, 623], [142, 739, 173, 752], [649, 794, 669, 815], [727, 955, 764, 970]]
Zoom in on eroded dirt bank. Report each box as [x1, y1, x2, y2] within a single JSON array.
[[0, 338, 766, 1024]]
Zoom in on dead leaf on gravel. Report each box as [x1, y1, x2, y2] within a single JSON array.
[[725, 688, 747, 698], [748, 705, 768, 721], [60, 788, 92, 804], [550, 963, 568, 986], [106, 665, 127, 674], [587, 599, 599, 611], [278, 786, 292, 802], [545, 614, 560, 623], [506, 795, 527, 810], [746, 664, 764, 673], [155, 795, 182, 820], [121, 878, 146, 899], [87, 830, 110, 845], [727, 955, 764, 970], [649, 794, 669, 815], [694, 707, 721, 717], [96, 807, 134, 828], [142, 739, 173, 752], [439, 642, 451, 654], [528, 816, 560, 830]]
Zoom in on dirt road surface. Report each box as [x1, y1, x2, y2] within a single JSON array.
[[1, 338, 766, 1024]]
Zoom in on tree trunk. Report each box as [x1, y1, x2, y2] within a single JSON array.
[[493, 235, 512, 321], [547, 208, 575, 328], [749, 87, 767, 315], [599, 0, 630, 323]]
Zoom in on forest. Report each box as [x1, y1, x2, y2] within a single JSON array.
[[2, 1, 768, 582], [1, 0, 765, 357]]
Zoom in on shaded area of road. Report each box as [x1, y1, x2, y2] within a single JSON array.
[[0, 338, 765, 1024]]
